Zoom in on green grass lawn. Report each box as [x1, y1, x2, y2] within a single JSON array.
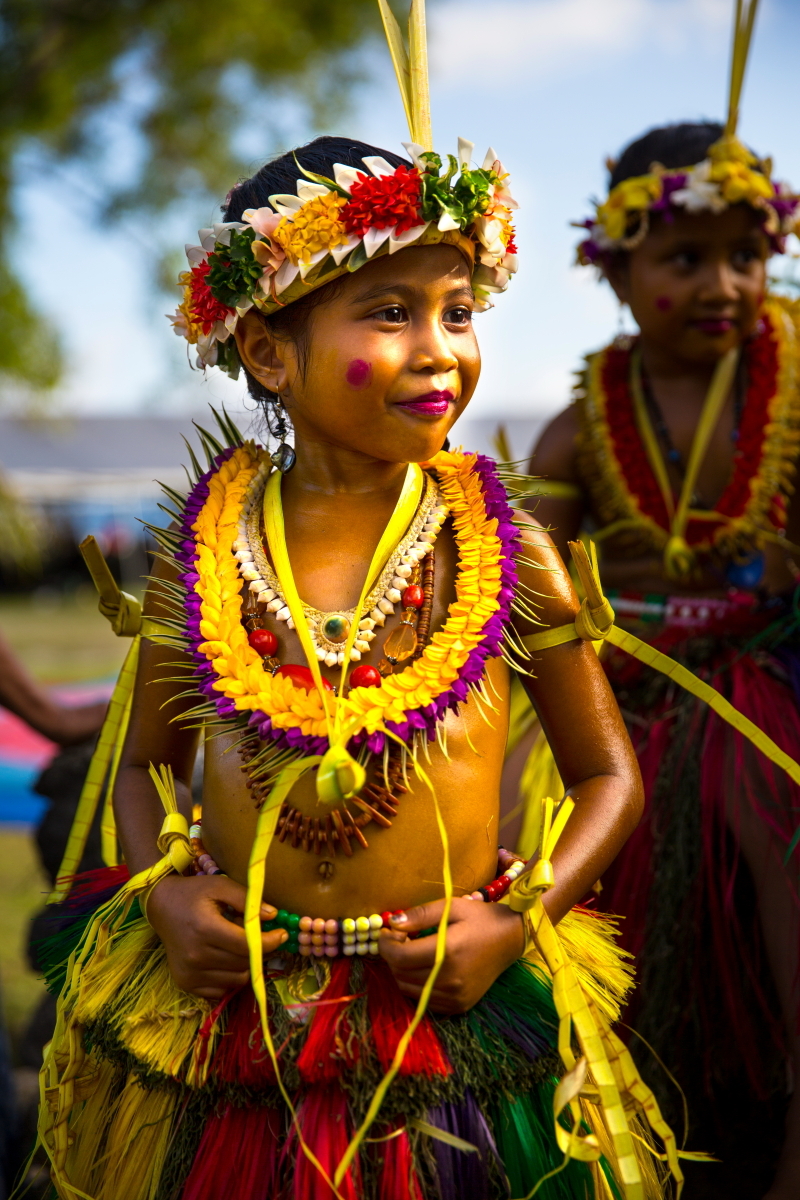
[[0, 830, 49, 1042], [0, 590, 130, 1049], [0, 588, 130, 684]]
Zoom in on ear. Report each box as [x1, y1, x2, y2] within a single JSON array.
[[234, 310, 292, 395], [604, 254, 631, 307]]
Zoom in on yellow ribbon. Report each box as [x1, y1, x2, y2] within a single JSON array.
[[49, 538, 170, 903], [522, 540, 800, 791], [262, 463, 424, 800], [508, 795, 698, 1197], [630, 347, 739, 582], [376, 0, 433, 151]]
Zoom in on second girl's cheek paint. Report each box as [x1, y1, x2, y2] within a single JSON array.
[[655, 295, 673, 312], [346, 359, 372, 388]]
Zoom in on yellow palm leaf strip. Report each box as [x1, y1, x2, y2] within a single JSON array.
[[408, 0, 433, 151], [725, 0, 760, 138], [629, 348, 675, 522], [332, 462, 423, 716], [529, 904, 650, 1196], [49, 635, 141, 902], [670, 346, 739, 544], [100, 683, 133, 867], [607, 624, 800, 787], [376, 0, 413, 137], [334, 743, 452, 1187], [530, 539, 800, 790], [263, 464, 423, 730], [263, 470, 335, 733], [242, 755, 346, 1199]]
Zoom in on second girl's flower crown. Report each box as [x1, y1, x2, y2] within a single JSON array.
[[171, 138, 518, 375], [575, 135, 799, 267]]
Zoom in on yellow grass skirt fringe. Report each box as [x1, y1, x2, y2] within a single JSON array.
[[36, 894, 662, 1200]]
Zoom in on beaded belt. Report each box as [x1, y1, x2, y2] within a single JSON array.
[[607, 588, 758, 633], [190, 826, 527, 959]]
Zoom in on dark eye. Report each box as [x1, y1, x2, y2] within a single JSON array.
[[374, 304, 406, 323], [672, 249, 700, 269], [444, 306, 473, 325], [732, 247, 759, 268]]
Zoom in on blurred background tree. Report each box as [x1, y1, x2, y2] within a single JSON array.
[[0, 0, 390, 396]]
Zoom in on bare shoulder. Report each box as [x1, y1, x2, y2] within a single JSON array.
[[511, 513, 579, 636], [527, 406, 580, 481]]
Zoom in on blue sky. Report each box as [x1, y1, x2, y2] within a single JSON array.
[[12, 0, 800, 424]]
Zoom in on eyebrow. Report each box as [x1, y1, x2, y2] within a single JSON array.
[[348, 281, 475, 306]]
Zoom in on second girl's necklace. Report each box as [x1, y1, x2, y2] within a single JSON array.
[[639, 356, 746, 479]]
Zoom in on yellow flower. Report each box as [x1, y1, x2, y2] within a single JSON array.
[[275, 193, 349, 266], [710, 160, 773, 206], [598, 175, 663, 242], [189, 443, 509, 746]]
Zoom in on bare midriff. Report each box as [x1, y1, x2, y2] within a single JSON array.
[[201, 655, 510, 918]]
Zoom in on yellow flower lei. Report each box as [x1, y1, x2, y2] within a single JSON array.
[[275, 192, 349, 266], [193, 448, 505, 742]]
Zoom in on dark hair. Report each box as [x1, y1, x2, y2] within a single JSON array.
[[223, 136, 410, 425], [609, 121, 725, 188]]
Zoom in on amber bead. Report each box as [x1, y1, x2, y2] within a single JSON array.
[[382, 620, 418, 663]]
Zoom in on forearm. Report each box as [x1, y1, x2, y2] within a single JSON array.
[[540, 771, 641, 924], [114, 761, 195, 876]]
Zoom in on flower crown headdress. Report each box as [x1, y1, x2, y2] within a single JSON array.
[[575, 0, 799, 267], [170, 0, 518, 375]]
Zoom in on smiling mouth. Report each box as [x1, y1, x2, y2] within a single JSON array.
[[395, 390, 454, 416], [693, 318, 735, 336]]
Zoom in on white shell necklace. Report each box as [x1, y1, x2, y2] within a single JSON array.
[[233, 466, 448, 667]]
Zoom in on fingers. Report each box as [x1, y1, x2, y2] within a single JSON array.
[[203, 873, 277, 921], [389, 898, 450, 936], [379, 928, 438, 971], [204, 913, 288, 960]]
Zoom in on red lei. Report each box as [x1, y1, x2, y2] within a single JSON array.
[[575, 295, 800, 559]]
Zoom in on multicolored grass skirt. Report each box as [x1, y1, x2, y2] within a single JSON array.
[[599, 590, 800, 1116], [34, 868, 662, 1200]]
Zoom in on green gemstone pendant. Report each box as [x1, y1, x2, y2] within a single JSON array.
[[321, 613, 351, 645]]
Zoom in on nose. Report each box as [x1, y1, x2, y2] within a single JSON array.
[[409, 315, 459, 377], [698, 259, 739, 308]]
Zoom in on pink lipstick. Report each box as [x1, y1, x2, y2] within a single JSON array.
[[396, 390, 453, 416], [693, 318, 734, 336]]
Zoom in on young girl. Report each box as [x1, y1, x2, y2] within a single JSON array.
[[528, 118, 800, 1199], [31, 108, 688, 1199]]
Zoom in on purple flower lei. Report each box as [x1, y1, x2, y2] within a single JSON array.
[[174, 449, 521, 757]]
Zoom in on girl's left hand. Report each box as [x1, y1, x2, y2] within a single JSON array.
[[378, 897, 525, 1014]]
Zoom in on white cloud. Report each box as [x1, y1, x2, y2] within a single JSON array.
[[430, 0, 730, 83]]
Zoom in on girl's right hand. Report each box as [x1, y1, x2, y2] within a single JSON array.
[[144, 873, 287, 1000]]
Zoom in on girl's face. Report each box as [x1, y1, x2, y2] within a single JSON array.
[[607, 204, 769, 365], [236, 244, 480, 465]]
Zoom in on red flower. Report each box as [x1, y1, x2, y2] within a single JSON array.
[[341, 166, 424, 237], [505, 228, 518, 255], [188, 260, 233, 335]]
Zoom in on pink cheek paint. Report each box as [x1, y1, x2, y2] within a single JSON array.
[[346, 359, 372, 389], [655, 295, 673, 312]]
